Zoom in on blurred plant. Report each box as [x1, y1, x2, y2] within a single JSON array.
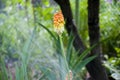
[[104, 59, 120, 80], [65, 70, 73, 80], [100, 0, 120, 57]]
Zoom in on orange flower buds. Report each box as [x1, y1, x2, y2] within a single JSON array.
[[53, 11, 65, 35]]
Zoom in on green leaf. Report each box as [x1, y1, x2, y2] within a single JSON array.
[[73, 45, 96, 68], [66, 34, 74, 65], [74, 56, 96, 73], [38, 22, 57, 41]]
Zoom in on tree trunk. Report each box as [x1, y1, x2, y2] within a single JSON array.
[[86, 0, 108, 80], [54, 0, 108, 80]]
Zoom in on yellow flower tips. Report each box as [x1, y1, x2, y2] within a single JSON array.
[[53, 11, 65, 35]]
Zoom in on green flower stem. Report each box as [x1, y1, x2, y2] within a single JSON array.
[[58, 35, 69, 79]]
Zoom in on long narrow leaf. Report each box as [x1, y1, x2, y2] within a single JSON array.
[[74, 56, 96, 73], [73, 45, 96, 68], [66, 34, 74, 65], [38, 22, 57, 41]]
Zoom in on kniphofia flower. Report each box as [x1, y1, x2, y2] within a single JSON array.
[[53, 11, 65, 35]]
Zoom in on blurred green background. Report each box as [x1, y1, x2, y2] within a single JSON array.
[[0, 0, 120, 80]]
